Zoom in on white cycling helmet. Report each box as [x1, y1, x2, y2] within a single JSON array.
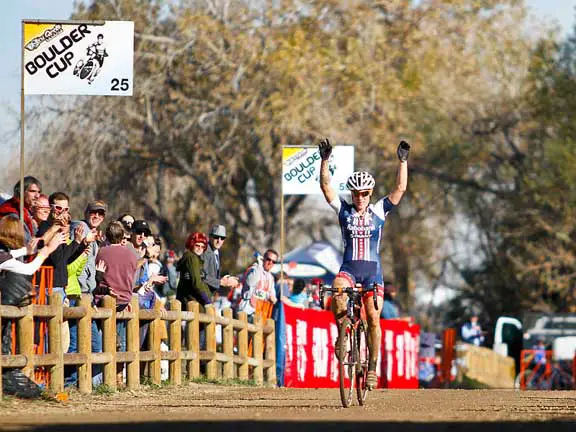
[[346, 171, 375, 191]]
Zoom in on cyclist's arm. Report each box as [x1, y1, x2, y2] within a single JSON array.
[[320, 159, 337, 204], [388, 160, 408, 205]]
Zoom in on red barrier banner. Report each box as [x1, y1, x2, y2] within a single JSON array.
[[283, 305, 420, 389]]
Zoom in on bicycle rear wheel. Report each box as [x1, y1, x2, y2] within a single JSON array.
[[338, 319, 356, 408], [355, 324, 369, 405]]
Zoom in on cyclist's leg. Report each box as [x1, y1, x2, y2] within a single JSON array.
[[331, 271, 355, 359], [362, 266, 384, 390], [331, 272, 354, 323], [364, 289, 384, 365]]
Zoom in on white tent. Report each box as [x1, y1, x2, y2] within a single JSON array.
[[271, 241, 342, 282]]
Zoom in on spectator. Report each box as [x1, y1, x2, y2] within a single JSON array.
[[147, 235, 163, 277], [71, 200, 108, 296], [176, 232, 212, 309], [202, 224, 227, 295], [32, 194, 50, 226], [0, 176, 42, 241], [308, 278, 324, 310], [161, 250, 178, 296], [36, 192, 95, 301], [118, 213, 135, 232], [275, 272, 292, 300], [461, 314, 485, 346], [0, 215, 64, 355], [381, 284, 400, 319], [238, 249, 278, 321], [94, 221, 138, 386], [287, 278, 308, 309], [0, 215, 64, 300], [532, 338, 547, 367], [121, 227, 131, 246]]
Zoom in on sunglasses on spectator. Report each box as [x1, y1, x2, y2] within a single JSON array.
[[352, 190, 371, 198], [194, 243, 207, 248], [51, 204, 70, 212], [134, 230, 148, 236], [122, 219, 134, 226], [264, 256, 277, 264], [212, 235, 226, 241], [89, 210, 106, 217]]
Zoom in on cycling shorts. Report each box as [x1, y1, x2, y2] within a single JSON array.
[[336, 260, 384, 298]]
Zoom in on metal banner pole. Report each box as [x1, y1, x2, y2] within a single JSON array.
[[280, 181, 285, 289], [19, 21, 25, 224]]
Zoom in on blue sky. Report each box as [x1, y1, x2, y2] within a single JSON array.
[[0, 0, 575, 190]]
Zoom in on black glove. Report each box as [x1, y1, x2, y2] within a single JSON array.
[[397, 140, 410, 162], [318, 138, 332, 161]]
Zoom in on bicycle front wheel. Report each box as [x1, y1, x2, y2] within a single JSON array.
[[355, 323, 369, 405], [338, 319, 356, 408]]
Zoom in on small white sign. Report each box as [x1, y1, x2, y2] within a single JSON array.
[[23, 21, 134, 96], [282, 145, 355, 195]]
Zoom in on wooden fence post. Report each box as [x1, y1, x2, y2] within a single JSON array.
[[102, 296, 117, 390], [238, 312, 249, 381], [223, 308, 234, 380], [205, 305, 217, 379], [48, 293, 63, 393], [126, 295, 140, 390], [187, 301, 200, 380], [253, 314, 264, 385], [18, 303, 35, 378], [265, 318, 276, 386], [148, 301, 162, 385], [77, 294, 92, 394], [169, 299, 182, 385]]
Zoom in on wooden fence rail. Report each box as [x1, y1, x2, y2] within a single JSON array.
[[0, 293, 276, 396]]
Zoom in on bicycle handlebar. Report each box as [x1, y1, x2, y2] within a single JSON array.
[[320, 284, 379, 310]]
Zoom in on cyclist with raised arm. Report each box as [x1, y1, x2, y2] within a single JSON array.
[[318, 138, 410, 390]]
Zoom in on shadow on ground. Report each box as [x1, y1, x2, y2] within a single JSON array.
[[21, 421, 576, 432]]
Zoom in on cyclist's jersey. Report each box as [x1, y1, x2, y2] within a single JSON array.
[[329, 196, 395, 270]]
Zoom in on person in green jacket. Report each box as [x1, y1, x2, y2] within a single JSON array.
[[176, 232, 211, 310], [66, 247, 89, 298]]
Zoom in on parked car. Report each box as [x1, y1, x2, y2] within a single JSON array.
[[493, 312, 576, 373]]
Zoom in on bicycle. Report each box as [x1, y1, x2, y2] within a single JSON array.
[[320, 283, 379, 408]]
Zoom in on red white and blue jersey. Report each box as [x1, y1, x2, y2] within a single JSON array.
[[330, 196, 395, 271]]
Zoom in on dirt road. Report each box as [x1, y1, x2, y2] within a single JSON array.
[[1, 384, 575, 431]]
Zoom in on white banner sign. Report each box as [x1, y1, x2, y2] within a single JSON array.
[[23, 21, 134, 96], [282, 146, 354, 195]]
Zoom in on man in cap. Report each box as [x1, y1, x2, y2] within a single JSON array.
[[130, 219, 152, 257], [72, 200, 108, 296], [203, 224, 230, 294]]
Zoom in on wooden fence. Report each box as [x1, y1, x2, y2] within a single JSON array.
[[0, 293, 276, 396]]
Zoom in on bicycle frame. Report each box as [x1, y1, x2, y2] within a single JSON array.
[[320, 282, 379, 407]]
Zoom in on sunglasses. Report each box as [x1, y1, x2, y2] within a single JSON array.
[[51, 204, 70, 212], [194, 243, 207, 248], [352, 191, 371, 198], [212, 235, 226, 241], [90, 210, 106, 217], [264, 256, 278, 264], [134, 230, 149, 236]]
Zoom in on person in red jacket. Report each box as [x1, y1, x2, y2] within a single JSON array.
[[0, 176, 42, 242]]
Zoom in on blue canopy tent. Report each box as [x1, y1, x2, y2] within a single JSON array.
[[271, 241, 343, 284]]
